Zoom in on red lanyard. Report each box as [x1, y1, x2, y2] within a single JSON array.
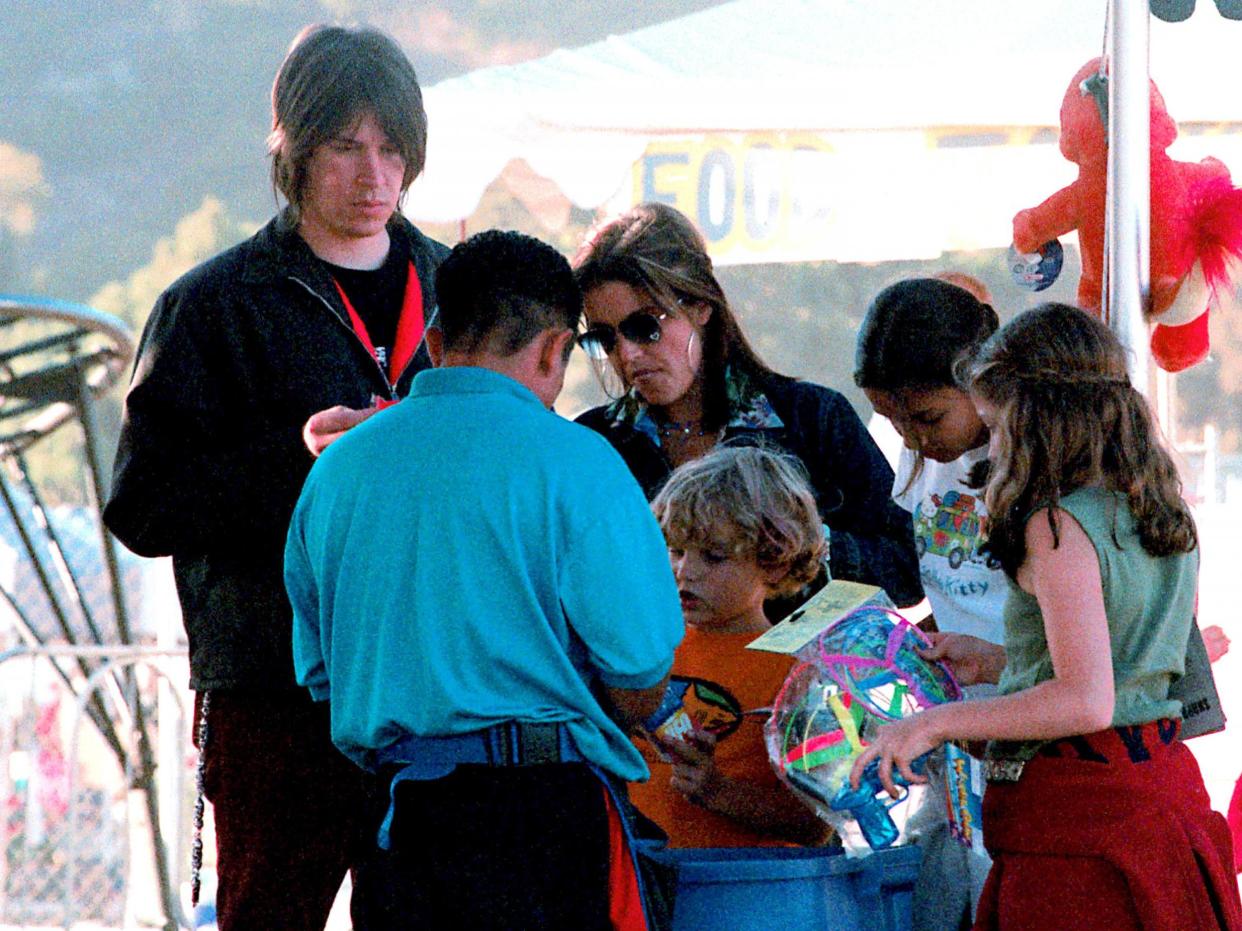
[[332, 260, 424, 390]]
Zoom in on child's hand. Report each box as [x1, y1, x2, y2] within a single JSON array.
[[848, 710, 939, 799], [1202, 624, 1230, 664], [662, 730, 724, 806], [920, 632, 1007, 686]]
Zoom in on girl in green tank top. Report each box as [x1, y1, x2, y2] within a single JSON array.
[[847, 304, 1239, 927]]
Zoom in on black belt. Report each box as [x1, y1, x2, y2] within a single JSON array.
[[373, 722, 583, 848]]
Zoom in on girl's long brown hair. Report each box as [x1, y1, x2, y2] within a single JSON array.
[[964, 303, 1196, 577]]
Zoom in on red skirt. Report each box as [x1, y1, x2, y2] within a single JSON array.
[[1230, 773, 1242, 873], [974, 721, 1241, 931]]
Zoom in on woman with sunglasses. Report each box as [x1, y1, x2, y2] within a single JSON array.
[[573, 203, 922, 609]]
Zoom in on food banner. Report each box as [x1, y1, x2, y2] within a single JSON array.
[[622, 130, 1065, 266]]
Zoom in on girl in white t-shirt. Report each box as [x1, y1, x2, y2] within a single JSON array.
[[853, 276, 1003, 931]]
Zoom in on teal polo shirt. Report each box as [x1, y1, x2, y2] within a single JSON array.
[[286, 366, 683, 781]]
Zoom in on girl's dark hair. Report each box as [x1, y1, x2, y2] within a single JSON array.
[[571, 203, 779, 430], [967, 302, 1196, 577], [269, 24, 427, 221], [854, 278, 999, 393]]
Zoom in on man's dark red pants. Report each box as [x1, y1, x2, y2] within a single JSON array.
[[195, 689, 386, 931]]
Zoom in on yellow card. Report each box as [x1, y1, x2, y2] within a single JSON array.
[[746, 580, 894, 657]]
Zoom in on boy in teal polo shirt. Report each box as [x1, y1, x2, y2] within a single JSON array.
[[285, 230, 683, 930]]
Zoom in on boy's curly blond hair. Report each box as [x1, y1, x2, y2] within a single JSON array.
[[652, 446, 826, 597]]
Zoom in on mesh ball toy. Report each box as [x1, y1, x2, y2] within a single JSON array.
[[816, 605, 961, 721], [765, 606, 961, 849]]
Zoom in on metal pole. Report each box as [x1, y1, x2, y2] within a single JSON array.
[[1106, 1, 1152, 394], [11, 450, 109, 645], [0, 469, 129, 762], [72, 371, 173, 929], [74, 359, 134, 645]]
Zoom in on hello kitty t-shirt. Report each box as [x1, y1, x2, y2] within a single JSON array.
[[892, 445, 1007, 646]]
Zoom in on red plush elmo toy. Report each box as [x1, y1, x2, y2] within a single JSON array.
[[1012, 57, 1242, 372]]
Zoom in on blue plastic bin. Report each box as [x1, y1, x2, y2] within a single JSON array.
[[644, 844, 920, 931]]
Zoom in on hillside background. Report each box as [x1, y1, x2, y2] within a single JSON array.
[[1, 0, 1235, 505]]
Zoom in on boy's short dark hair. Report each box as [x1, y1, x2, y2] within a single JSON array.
[[435, 231, 583, 357], [268, 24, 427, 218]]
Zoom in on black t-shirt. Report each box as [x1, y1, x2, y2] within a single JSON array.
[[322, 244, 409, 371]]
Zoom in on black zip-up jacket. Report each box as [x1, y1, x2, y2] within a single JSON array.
[[104, 211, 450, 690], [575, 374, 923, 607]]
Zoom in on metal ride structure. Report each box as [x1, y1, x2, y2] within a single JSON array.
[[0, 295, 188, 930]]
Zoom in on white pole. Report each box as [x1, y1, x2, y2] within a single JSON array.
[[1107, 0, 1152, 395], [1203, 422, 1218, 504]]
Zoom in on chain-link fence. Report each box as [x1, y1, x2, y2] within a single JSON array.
[[0, 645, 195, 931], [0, 296, 203, 930]]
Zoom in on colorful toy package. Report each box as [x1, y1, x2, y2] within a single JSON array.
[[764, 606, 962, 854]]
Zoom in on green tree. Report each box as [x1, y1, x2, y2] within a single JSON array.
[[0, 141, 49, 290], [0, 141, 48, 238], [90, 196, 251, 334], [16, 197, 253, 506]]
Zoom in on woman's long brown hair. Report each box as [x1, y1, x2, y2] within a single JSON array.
[[572, 202, 778, 429]]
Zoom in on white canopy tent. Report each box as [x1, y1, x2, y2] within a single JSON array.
[[406, 0, 1242, 265]]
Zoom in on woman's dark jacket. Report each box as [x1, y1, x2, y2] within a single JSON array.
[[103, 211, 450, 690], [575, 373, 923, 607]]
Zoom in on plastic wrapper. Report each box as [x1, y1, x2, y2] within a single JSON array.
[[765, 606, 961, 854]]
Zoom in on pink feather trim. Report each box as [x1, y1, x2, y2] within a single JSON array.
[[1185, 175, 1242, 293]]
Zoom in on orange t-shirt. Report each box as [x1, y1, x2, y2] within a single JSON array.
[[630, 627, 796, 847]]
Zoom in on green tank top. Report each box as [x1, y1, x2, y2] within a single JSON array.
[[993, 487, 1197, 758]]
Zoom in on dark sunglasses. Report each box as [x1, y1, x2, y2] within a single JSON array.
[[576, 308, 668, 358]]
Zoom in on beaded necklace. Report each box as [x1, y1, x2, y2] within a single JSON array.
[[656, 418, 708, 438]]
